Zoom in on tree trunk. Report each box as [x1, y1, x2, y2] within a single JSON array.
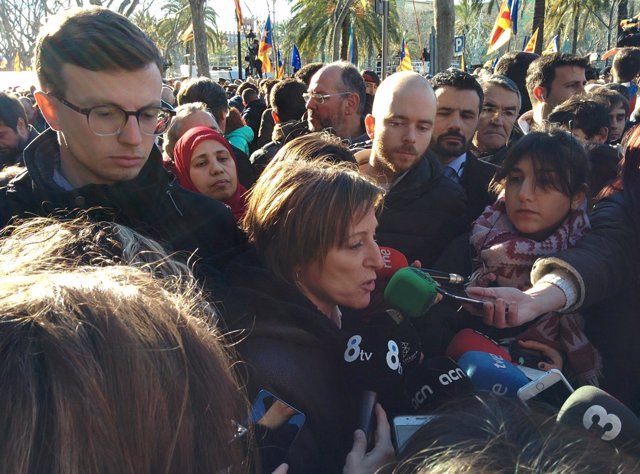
[[532, 0, 545, 55], [340, 20, 349, 60], [332, 0, 354, 61], [189, 0, 210, 77], [434, 0, 454, 74], [619, 0, 629, 40], [571, 2, 579, 54]]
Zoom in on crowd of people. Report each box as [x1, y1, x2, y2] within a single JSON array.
[[4, 5, 640, 473]]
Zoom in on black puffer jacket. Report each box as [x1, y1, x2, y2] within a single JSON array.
[[220, 248, 356, 474], [376, 152, 469, 267], [532, 192, 640, 413], [0, 129, 245, 271]]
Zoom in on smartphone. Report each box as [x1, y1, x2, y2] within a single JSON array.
[[249, 389, 306, 471], [516, 364, 548, 381], [392, 415, 438, 454], [517, 369, 574, 405]]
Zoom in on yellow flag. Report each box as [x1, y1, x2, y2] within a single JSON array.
[[396, 38, 412, 72], [180, 24, 194, 43], [487, 0, 512, 55], [13, 52, 21, 72], [524, 28, 538, 53]]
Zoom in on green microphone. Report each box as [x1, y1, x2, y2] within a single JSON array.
[[383, 267, 439, 319]]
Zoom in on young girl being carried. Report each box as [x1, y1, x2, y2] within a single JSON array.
[[436, 129, 602, 387]]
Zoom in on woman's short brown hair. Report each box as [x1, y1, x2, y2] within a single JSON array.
[[242, 157, 384, 283]]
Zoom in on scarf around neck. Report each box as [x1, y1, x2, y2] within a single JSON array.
[[469, 196, 602, 386]]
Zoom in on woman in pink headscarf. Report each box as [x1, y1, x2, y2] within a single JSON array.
[[173, 126, 247, 221]]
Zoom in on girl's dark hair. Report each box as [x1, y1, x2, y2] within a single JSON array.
[[492, 129, 589, 197]]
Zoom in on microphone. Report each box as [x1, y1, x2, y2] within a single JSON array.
[[458, 351, 529, 397], [342, 308, 423, 371], [446, 328, 512, 362], [383, 267, 439, 319], [378, 246, 467, 284], [404, 356, 474, 413], [557, 386, 640, 450], [341, 325, 404, 445]]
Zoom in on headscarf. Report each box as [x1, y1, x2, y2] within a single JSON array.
[[173, 126, 247, 221]]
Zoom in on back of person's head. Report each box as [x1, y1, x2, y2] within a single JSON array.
[[262, 78, 279, 107], [236, 81, 258, 98], [243, 157, 383, 284], [272, 132, 357, 166], [163, 102, 218, 159], [225, 107, 246, 134], [526, 53, 589, 105], [295, 62, 324, 85], [35, 7, 162, 96], [602, 81, 631, 100], [547, 95, 611, 143], [270, 78, 307, 122], [242, 87, 259, 105], [0, 220, 246, 473], [492, 128, 589, 198], [177, 77, 229, 123], [393, 395, 639, 473], [612, 47, 640, 82], [431, 68, 484, 109], [0, 91, 27, 130], [494, 51, 540, 84]]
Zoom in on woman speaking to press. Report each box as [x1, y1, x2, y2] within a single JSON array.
[[221, 150, 393, 473]]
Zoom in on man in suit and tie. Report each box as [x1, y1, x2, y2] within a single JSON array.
[[429, 69, 498, 220]]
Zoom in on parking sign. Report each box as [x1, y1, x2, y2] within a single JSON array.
[[454, 35, 465, 57]]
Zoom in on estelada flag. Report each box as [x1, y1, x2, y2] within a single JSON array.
[[397, 38, 412, 72], [543, 35, 559, 54], [524, 28, 538, 53], [258, 15, 273, 73], [234, 0, 243, 30], [487, 0, 512, 55], [277, 49, 284, 79]]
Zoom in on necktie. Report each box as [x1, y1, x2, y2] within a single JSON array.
[[444, 166, 460, 183]]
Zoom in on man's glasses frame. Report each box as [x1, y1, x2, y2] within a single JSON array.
[[302, 91, 353, 104], [49, 93, 176, 136]]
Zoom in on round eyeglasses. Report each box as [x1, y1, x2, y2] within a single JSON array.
[[50, 94, 176, 136]]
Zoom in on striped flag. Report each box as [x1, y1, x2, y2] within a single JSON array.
[[523, 28, 538, 52], [543, 35, 559, 54], [234, 0, 243, 30], [397, 38, 412, 72], [507, 0, 519, 34], [258, 15, 273, 73], [487, 0, 512, 55], [277, 49, 284, 79]]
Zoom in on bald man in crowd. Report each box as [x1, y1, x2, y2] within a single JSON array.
[[356, 71, 467, 266]]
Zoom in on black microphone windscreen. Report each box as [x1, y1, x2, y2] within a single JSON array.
[[404, 356, 474, 413], [557, 386, 640, 450]]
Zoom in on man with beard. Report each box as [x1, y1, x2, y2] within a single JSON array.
[[0, 92, 39, 168], [357, 71, 467, 266], [430, 69, 498, 220], [304, 61, 369, 144]]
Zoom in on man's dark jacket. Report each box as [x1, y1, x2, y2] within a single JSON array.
[[0, 129, 245, 272], [460, 151, 498, 221], [376, 152, 469, 267]]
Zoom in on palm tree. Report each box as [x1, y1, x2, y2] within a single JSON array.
[[136, 0, 222, 76], [286, 0, 401, 65]]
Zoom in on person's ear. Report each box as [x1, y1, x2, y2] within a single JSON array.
[[593, 126, 609, 145], [533, 85, 547, 103], [344, 92, 360, 115], [15, 117, 28, 139], [271, 110, 280, 124], [34, 91, 61, 131], [364, 114, 375, 139]]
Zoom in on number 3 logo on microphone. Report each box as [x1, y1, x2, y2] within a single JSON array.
[[583, 405, 622, 441]]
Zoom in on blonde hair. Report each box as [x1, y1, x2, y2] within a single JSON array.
[[0, 218, 249, 473], [242, 158, 383, 283]]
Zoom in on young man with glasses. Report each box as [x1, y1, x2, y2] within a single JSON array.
[[0, 7, 244, 274], [304, 61, 369, 144]]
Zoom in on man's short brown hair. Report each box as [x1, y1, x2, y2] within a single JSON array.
[[35, 7, 163, 95]]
